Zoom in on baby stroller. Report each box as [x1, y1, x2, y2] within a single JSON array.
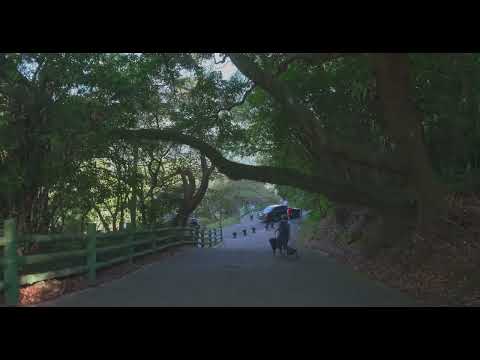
[[269, 236, 299, 258]]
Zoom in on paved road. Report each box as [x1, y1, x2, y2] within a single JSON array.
[[43, 215, 416, 307]]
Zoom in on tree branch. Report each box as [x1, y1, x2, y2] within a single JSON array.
[[177, 169, 194, 203], [94, 206, 111, 232], [112, 128, 412, 215], [227, 53, 408, 176], [214, 54, 228, 65], [191, 153, 214, 206], [274, 53, 352, 76], [221, 83, 256, 113]]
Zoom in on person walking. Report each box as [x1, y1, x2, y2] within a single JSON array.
[[275, 214, 290, 255]]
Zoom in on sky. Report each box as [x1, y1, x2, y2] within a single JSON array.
[[208, 54, 238, 80], [217, 60, 238, 80]]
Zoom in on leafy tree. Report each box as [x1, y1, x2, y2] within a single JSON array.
[[4, 52, 480, 249], [196, 177, 280, 223]]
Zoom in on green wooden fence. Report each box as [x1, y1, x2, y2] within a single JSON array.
[[0, 219, 223, 306]]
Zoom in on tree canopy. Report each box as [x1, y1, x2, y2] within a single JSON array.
[[2, 53, 479, 243]]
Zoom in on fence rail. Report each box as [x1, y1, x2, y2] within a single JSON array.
[[0, 219, 223, 306]]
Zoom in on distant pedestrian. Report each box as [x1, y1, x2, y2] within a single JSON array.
[[287, 207, 293, 220]]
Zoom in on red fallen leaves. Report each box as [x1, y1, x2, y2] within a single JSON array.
[[306, 193, 480, 306], [338, 243, 480, 305], [20, 280, 67, 305], [19, 276, 92, 305]]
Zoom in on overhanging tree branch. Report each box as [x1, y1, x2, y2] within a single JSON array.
[[111, 128, 412, 214]]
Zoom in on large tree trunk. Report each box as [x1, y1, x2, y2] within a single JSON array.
[[129, 145, 139, 229], [18, 189, 35, 234], [80, 209, 90, 233], [174, 154, 214, 227], [372, 54, 445, 233], [175, 208, 191, 228], [174, 169, 195, 227], [111, 212, 118, 232], [119, 204, 125, 231]]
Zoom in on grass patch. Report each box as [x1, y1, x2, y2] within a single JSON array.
[[199, 215, 240, 229]]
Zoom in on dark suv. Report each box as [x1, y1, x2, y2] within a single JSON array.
[[259, 205, 288, 223]]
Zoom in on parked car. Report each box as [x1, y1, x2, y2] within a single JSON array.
[[258, 205, 288, 223]]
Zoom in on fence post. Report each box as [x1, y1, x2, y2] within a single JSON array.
[[87, 223, 97, 285], [213, 228, 217, 245], [126, 222, 134, 264], [4, 218, 19, 306], [177, 226, 186, 241], [208, 229, 212, 248], [220, 225, 223, 244], [201, 228, 205, 248], [195, 227, 200, 248], [175, 227, 180, 243]]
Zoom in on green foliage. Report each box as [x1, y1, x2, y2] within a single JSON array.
[[195, 177, 280, 223], [4, 52, 480, 236], [200, 215, 239, 229], [0, 53, 237, 232]]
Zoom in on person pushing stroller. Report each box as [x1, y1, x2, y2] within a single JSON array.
[[269, 214, 298, 257], [275, 214, 290, 255]]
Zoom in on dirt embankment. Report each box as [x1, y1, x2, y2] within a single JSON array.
[[302, 194, 480, 306]]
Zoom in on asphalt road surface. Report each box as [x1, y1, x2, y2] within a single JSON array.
[[42, 214, 416, 307]]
